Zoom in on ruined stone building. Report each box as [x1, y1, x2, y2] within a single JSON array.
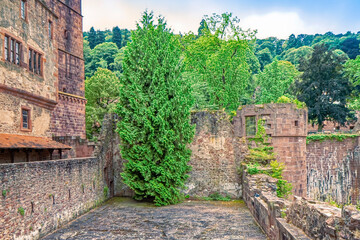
[[0, 0, 87, 163]]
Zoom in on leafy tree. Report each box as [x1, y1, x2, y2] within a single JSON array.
[[344, 56, 360, 110], [256, 48, 273, 70], [295, 44, 355, 130], [345, 55, 360, 85], [340, 37, 360, 59], [88, 27, 97, 49], [255, 60, 299, 103], [183, 12, 255, 111], [281, 46, 313, 67], [112, 26, 123, 48], [83, 40, 92, 64], [116, 11, 194, 206], [85, 68, 120, 139], [85, 42, 119, 78]]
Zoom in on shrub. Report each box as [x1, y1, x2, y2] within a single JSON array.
[[276, 180, 292, 198]]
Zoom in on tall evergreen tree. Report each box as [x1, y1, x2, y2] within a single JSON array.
[[112, 26, 123, 48], [96, 30, 105, 45], [116, 11, 194, 206], [88, 27, 97, 49], [295, 43, 355, 130]]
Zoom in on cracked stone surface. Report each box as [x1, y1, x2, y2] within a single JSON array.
[[42, 197, 267, 240]]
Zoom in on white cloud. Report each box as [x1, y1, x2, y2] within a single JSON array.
[[241, 11, 323, 39]]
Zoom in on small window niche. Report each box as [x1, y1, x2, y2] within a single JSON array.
[[20, 0, 27, 21], [245, 116, 256, 136], [295, 120, 299, 127], [48, 20, 53, 40], [21, 107, 31, 131]]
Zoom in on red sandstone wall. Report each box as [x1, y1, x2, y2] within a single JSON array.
[[0, 157, 107, 240], [51, 94, 86, 138], [306, 137, 360, 204], [235, 104, 308, 197]]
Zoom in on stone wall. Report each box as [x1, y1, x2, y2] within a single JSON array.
[[288, 197, 360, 240], [234, 104, 308, 197], [0, 157, 108, 240], [242, 169, 311, 240], [307, 137, 360, 204], [185, 111, 241, 198], [242, 168, 360, 240], [0, 93, 52, 137], [51, 93, 86, 139]]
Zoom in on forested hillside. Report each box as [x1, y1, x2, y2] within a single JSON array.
[[83, 15, 360, 138]]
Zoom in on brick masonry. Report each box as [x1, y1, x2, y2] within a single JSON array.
[[234, 104, 308, 197], [51, 93, 86, 139], [0, 157, 107, 240], [307, 137, 360, 204]]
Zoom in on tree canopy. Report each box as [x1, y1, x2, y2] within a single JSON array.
[[183, 13, 255, 111]]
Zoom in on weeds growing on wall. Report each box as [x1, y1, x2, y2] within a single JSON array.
[[245, 119, 292, 198], [306, 133, 359, 144], [245, 119, 276, 164]]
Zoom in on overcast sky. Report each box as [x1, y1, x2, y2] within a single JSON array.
[[82, 0, 360, 39]]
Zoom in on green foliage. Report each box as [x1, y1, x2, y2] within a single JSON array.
[[255, 60, 299, 104], [112, 26, 123, 48], [18, 207, 25, 216], [281, 46, 313, 67], [276, 180, 292, 198], [183, 12, 255, 112], [269, 160, 284, 179], [85, 68, 120, 140], [116, 11, 194, 206], [326, 195, 343, 208], [2, 190, 7, 198], [203, 193, 231, 201], [246, 119, 276, 164], [85, 42, 120, 78], [103, 186, 109, 198], [246, 163, 260, 175], [295, 43, 355, 131], [276, 96, 306, 109], [306, 133, 359, 144], [256, 48, 273, 70], [88, 27, 97, 49]]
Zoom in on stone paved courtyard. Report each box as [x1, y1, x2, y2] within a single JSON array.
[[42, 197, 267, 240]]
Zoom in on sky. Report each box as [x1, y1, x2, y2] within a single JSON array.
[[82, 0, 360, 39]]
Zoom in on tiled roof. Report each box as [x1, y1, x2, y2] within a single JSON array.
[[0, 133, 72, 149]]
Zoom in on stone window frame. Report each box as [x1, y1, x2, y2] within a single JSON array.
[[20, 0, 28, 22], [28, 47, 43, 77], [3, 34, 23, 66], [20, 106, 32, 132], [48, 20, 53, 40]]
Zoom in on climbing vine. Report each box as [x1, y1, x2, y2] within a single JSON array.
[[245, 119, 292, 198]]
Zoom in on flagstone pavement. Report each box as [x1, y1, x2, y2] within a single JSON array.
[[42, 197, 267, 240]]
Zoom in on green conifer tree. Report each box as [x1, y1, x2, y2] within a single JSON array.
[[88, 27, 97, 49], [116, 11, 194, 206], [112, 26, 123, 48]]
